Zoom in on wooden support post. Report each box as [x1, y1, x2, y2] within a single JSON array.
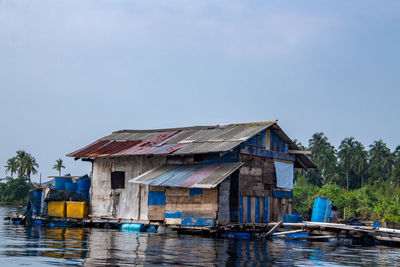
[[262, 221, 283, 238]]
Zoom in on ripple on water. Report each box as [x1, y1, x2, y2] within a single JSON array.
[[1, 206, 400, 266]]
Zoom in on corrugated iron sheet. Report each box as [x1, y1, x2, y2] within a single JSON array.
[[129, 162, 243, 189], [67, 140, 110, 158], [170, 141, 243, 155], [68, 122, 275, 158]]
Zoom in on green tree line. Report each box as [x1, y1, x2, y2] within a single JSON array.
[[294, 133, 400, 223], [1, 152, 67, 204], [0, 150, 38, 203]]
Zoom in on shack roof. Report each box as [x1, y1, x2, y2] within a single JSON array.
[[129, 162, 243, 189], [67, 121, 315, 169]]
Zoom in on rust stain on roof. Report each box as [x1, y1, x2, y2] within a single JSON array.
[[68, 122, 277, 159]]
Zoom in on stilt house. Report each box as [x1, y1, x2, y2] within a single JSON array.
[[67, 121, 315, 226]]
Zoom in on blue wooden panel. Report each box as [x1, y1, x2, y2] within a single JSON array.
[[148, 191, 166, 205], [251, 136, 258, 146], [181, 218, 215, 226], [280, 140, 285, 152], [165, 211, 181, 218], [202, 151, 239, 164], [256, 135, 262, 147], [189, 188, 203, 196], [255, 197, 260, 223], [239, 195, 243, 224], [239, 147, 295, 161], [247, 196, 251, 223], [261, 130, 266, 147], [264, 197, 268, 222], [243, 133, 266, 148], [272, 190, 293, 199], [272, 133, 279, 151]]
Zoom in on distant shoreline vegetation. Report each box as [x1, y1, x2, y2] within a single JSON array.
[[293, 133, 400, 223], [0, 151, 38, 204], [1, 153, 66, 204]]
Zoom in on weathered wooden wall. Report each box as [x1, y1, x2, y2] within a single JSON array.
[[238, 154, 293, 223], [218, 178, 230, 225], [91, 156, 166, 220]]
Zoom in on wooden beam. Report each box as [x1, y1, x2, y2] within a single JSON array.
[[288, 150, 311, 155], [295, 156, 308, 170], [47, 176, 82, 178], [262, 220, 283, 238], [272, 229, 305, 236]]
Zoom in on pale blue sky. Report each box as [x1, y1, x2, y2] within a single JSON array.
[[0, 0, 399, 182]]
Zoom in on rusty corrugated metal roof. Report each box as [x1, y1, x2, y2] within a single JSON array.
[[67, 122, 276, 158]]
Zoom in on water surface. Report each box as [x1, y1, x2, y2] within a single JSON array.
[[1, 206, 400, 266]]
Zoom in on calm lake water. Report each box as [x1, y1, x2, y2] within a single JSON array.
[[1, 206, 400, 266]]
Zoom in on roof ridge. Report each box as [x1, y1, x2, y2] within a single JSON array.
[[113, 120, 277, 133], [219, 120, 278, 127], [114, 125, 217, 133]]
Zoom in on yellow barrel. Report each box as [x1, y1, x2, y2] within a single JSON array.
[[47, 201, 66, 217], [66, 201, 88, 218]]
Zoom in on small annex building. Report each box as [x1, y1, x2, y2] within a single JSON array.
[[67, 121, 315, 227]]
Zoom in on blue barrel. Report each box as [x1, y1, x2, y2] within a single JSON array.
[[311, 197, 333, 222], [121, 223, 146, 232], [65, 182, 78, 193], [373, 222, 381, 228], [30, 190, 42, 215], [77, 190, 89, 199], [55, 177, 72, 190], [146, 226, 157, 233], [78, 178, 91, 191]]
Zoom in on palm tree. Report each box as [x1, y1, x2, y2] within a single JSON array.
[[338, 137, 356, 191], [16, 150, 28, 177], [393, 145, 400, 168], [352, 141, 368, 187], [53, 158, 65, 176], [293, 139, 306, 181], [393, 146, 400, 182], [24, 154, 39, 184], [308, 132, 337, 185], [369, 140, 393, 181], [4, 157, 18, 178]]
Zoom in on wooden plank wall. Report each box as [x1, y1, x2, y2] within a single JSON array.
[[147, 186, 165, 221], [239, 193, 292, 223], [147, 186, 219, 226], [239, 154, 293, 223], [239, 195, 270, 223], [218, 178, 230, 225]]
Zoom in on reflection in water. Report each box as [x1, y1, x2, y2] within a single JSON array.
[[43, 228, 87, 260], [1, 206, 400, 266]]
